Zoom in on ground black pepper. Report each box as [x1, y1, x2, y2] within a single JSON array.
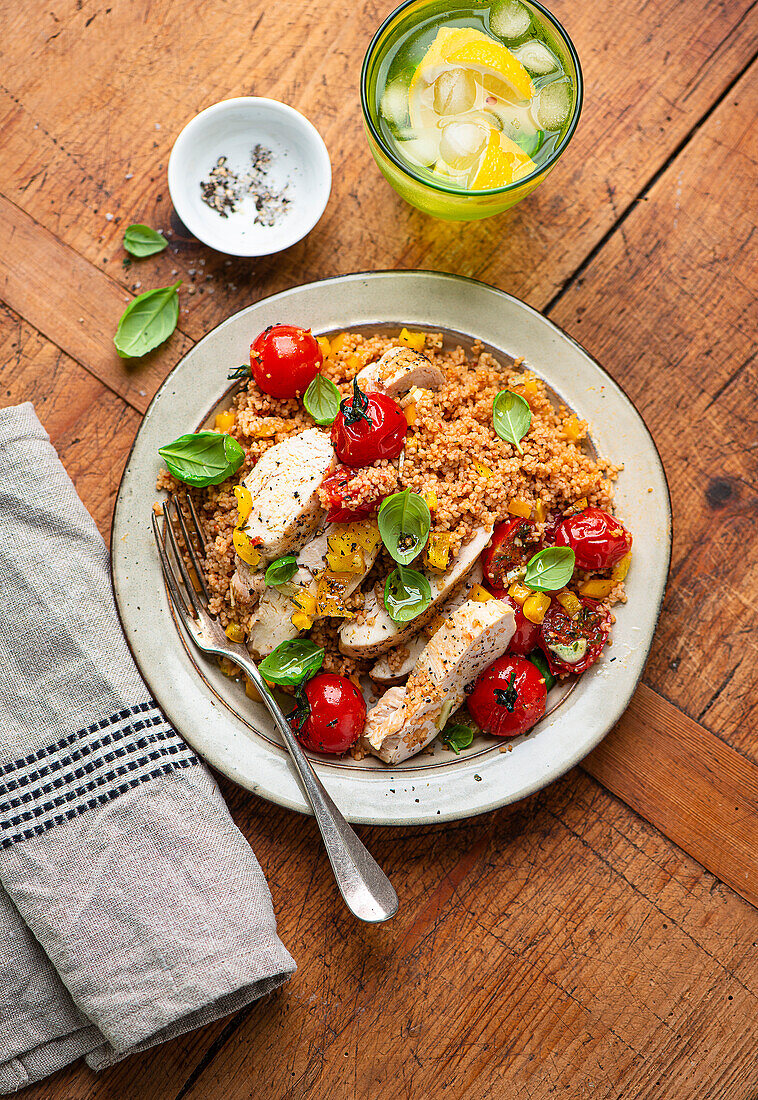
[[199, 145, 290, 225]]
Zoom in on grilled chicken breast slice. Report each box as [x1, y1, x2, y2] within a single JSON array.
[[362, 597, 516, 764], [247, 588, 299, 658], [356, 346, 445, 399]]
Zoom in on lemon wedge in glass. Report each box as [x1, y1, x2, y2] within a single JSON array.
[[469, 129, 537, 189]]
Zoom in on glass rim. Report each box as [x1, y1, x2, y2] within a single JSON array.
[[360, 0, 584, 198]]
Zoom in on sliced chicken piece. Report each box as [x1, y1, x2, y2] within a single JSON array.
[[356, 346, 445, 400], [339, 528, 491, 658], [247, 588, 299, 658], [230, 559, 266, 608], [369, 635, 426, 686], [362, 597, 516, 764], [240, 428, 334, 561], [295, 522, 381, 601]]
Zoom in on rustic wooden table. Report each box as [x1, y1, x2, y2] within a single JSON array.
[[1, 0, 757, 1096]]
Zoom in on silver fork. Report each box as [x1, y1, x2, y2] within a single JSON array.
[[151, 495, 398, 924]]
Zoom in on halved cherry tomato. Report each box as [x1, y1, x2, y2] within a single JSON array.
[[250, 324, 322, 399], [482, 518, 540, 591], [540, 596, 611, 675], [466, 655, 547, 738], [555, 508, 632, 571], [320, 466, 388, 523], [290, 674, 366, 755], [331, 381, 406, 468]]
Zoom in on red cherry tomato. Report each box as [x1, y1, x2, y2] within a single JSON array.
[[482, 518, 540, 591], [291, 674, 366, 755], [555, 508, 632, 571], [250, 324, 323, 399], [466, 655, 547, 739], [481, 581, 542, 656], [540, 597, 611, 675], [320, 466, 388, 523], [331, 382, 407, 468]]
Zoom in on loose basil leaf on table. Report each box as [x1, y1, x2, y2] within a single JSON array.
[[259, 639, 324, 686], [158, 431, 244, 487], [384, 564, 432, 624], [378, 489, 431, 565], [440, 719, 476, 754], [123, 223, 168, 258], [114, 280, 181, 359], [523, 546, 575, 592], [265, 555, 298, 586], [526, 648, 556, 692], [303, 374, 341, 426], [493, 390, 532, 454]]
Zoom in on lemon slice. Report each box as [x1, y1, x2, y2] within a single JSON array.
[[469, 129, 537, 189], [446, 38, 534, 101]]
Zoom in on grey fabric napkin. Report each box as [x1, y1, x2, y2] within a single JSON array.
[[0, 403, 296, 1092]]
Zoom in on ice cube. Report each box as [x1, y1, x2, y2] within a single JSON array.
[[397, 129, 441, 167], [439, 121, 488, 171], [489, 0, 531, 42], [513, 40, 558, 75], [535, 80, 572, 130], [432, 68, 477, 116], [380, 82, 409, 128]]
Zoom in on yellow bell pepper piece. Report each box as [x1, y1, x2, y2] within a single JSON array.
[[316, 571, 354, 618], [469, 584, 494, 602], [219, 657, 239, 678], [224, 622, 246, 644], [404, 403, 417, 427], [215, 410, 236, 432], [316, 335, 331, 357], [556, 590, 582, 617], [398, 328, 426, 352], [611, 551, 632, 582], [507, 498, 532, 520], [474, 460, 493, 479], [245, 676, 263, 702], [234, 485, 253, 526], [250, 417, 281, 439], [292, 587, 317, 617], [563, 415, 585, 443], [578, 579, 614, 599], [534, 501, 547, 524], [329, 332, 349, 355], [574, 497, 588, 512], [232, 527, 260, 568], [523, 593, 551, 624], [291, 611, 314, 632], [522, 376, 540, 400], [508, 581, 531, 606], [330, 521, 380, 555], [326, 547, 364, 574], [424, 532, 452, 571], [423, 490, 438, 512]]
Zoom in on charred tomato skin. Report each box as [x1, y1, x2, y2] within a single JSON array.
[[555, 507, 632, 571], [466, 655, 547, 739], [331, 391, 407, 467], [540, 596, 612, 675], [320, 465, 387, 523], [482, 518, 540, 590], [292, 674, 366, 755], [250, 324, 323, 399]]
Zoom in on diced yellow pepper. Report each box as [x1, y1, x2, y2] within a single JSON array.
[[556, 590, 582, 617], [522, 376, 540, 400], [404, 403, 417, 427], [346, 354, 361, 372], [326, 547, 364, 574], [331, 520, 380, 555], [232, 527, 260, 568], [523, 593, 551, 624], [225, 622, 246, 644], [534, 501, 547, 524], [316, 571, 354, 618], [316, 335, 331, 357], [424, 490, 438, 512], [219, 657, 239, 678], [508, 581, 532, 606], [398, 327, 426, 352], [574, 497, 588, 512], [291, 611, 314, 632], [612, 551, 632, 582], [507, 498, 532, 520], [474, 460, 493, 479], [470, 584, 494, 603], [215, 410, 236, 432], [245, 676, 263, 702], [563, 415, 585, 443], [330, 332, 349, 355], [250, 417, 281, 439], [424, 532, 452, 571], [234, 485, 253, 526], [292, 587, 317, 617], [579, 579, 614, 599]]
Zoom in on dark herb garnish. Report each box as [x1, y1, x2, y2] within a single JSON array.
[[340, 379, 372, 426]]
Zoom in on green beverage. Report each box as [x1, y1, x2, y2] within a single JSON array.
[[361, 0, 582, 220]]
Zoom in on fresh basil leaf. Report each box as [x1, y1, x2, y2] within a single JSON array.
[[440, 721, 475, 755], [526, 648, 556, 691], [493, 390, 532, 455], [265, 555, 298, 587], [259, 639, 324, 686], [158, 431, 244, 487], [123, 223, 168, 258], [378, 489, 431, 565], [114, 280, 181, 359], [523, 546, 575, 592], [303, 374, 341, 426], [384, 564, 432, 623]]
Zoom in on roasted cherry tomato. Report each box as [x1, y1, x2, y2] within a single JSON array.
[[540, 596, 611, 675], [291, 674, 366, 754], [466, 655, 547, 739], [482, 518, 540, 591], [320, 465, 387, 523], [250, 324, 322, 399], [555, 507, 632, 571], [331, 380, 407, 468]]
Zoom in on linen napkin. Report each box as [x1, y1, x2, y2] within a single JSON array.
[[0, 403, 296, 1092]]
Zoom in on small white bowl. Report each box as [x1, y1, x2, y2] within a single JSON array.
[[167, 97, 331, 257]]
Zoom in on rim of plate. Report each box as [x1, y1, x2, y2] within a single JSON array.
[[111, 271, 671, 826]]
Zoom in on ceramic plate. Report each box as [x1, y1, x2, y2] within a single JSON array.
[[111, 271, 671, 825]]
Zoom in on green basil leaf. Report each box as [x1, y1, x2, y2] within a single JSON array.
[[440, 721, 475, 755], [378, 489, 431, 565], [303, 374, 341, 426], [114, 280, 181, 359], [526, 648, 556, 691], [123, 223, 168, 257], [265, 555, 298, 587], [158, 430, 244, 487], [258, 639, 324, 686], [384, 564, 432, 623], [493, 390, 532, 454], [523, 546, 575, 592]]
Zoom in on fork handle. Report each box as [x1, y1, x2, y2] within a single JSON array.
[[238, 659, 399, 923]]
